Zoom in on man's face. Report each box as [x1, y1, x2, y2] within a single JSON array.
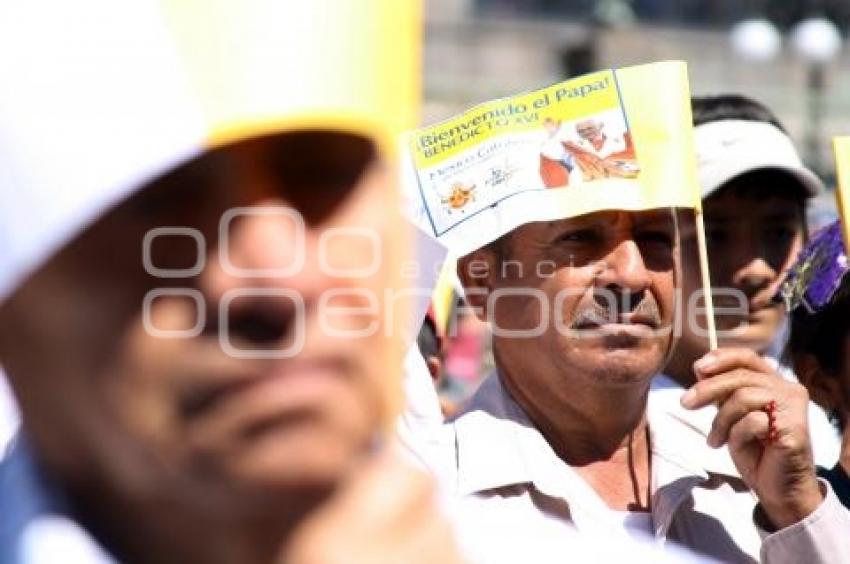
[[475, 210, 677, 404], [0, 132, 403, 513], [576, 121, 602, 142], [679, 180, 805, 353]]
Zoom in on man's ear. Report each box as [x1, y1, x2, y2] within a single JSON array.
[[456, 248, 499, 323], [795, 353, 842, 414]]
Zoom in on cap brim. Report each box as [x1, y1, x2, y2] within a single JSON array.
[[695, 120, 824, 201], [703, 163, 823, 200]]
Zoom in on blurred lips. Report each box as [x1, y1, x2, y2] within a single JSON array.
[[178, 351, 372, 485], [180, 355, 356, 422], [257, 357, 353, 397]]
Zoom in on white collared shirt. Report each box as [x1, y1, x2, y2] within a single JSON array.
[[540, 132, 570, 162], [1, 438, 115, 564], [415, 371, 850, 564]]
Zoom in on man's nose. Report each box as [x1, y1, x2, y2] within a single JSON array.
[[200, 202, 331, 304], [595, 239, 652, 294]]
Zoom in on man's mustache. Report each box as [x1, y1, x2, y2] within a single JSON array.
[[569, 293, 662, 329]]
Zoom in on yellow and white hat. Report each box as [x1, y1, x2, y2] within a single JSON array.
[[0, 0, 421, 303]]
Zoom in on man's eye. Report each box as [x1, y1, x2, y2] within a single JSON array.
[[557, 229, 600, 244], [637, 230, 673, 248]]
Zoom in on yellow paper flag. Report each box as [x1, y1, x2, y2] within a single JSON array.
[[617, 61, 702, 214], [161, 0, 421, 156], [407, 61, 701, 256]]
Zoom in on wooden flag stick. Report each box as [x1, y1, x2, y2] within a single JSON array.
[[833, 138, 850, 253], [835, 182, 850, 253], [694, 208, 718, 351]]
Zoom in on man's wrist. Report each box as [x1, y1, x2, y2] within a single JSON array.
[[759, 480, 825, 530]]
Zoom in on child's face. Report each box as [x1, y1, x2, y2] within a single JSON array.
[[678, 181, 805, 355]]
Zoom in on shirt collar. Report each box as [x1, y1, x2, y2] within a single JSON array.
[[451, 373, 536, 497], [0, 435, 114, 563], [452, 371, 741, 500]]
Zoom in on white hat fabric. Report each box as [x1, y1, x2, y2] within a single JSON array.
[[0, 0, 421, 305], [693, 119, 824, 200], [0, 0, 206, 305]]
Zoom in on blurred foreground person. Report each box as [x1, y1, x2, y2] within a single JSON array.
[[657, 95, 840, 467], [0, 1, 460, 563], [432, 206, 850, 562], [783, 220, 850, 509]]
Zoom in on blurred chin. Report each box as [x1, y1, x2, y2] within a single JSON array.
[[569, 341, 666, 385], [216, 424, 370, 492]]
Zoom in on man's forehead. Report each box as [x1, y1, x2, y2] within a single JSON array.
[[508, 210, 676, 241], [131, 131, 379, 203], [709, 173, 807, 204], [553, 209, 674, 227], [18, 124, 397, 259]]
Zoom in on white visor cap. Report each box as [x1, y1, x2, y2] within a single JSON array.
[[693, 119, 824, 200]]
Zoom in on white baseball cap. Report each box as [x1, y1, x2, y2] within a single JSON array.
[[693, 119, 824, 200]]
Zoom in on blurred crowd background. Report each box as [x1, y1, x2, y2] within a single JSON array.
[[421, 0, 850, 414]]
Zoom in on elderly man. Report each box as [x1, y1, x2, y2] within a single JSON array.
[[574, 118, 625, 158], [0, 1, 460, 563], [567, 118, 636, 182], [432, 205, 850, 562]]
